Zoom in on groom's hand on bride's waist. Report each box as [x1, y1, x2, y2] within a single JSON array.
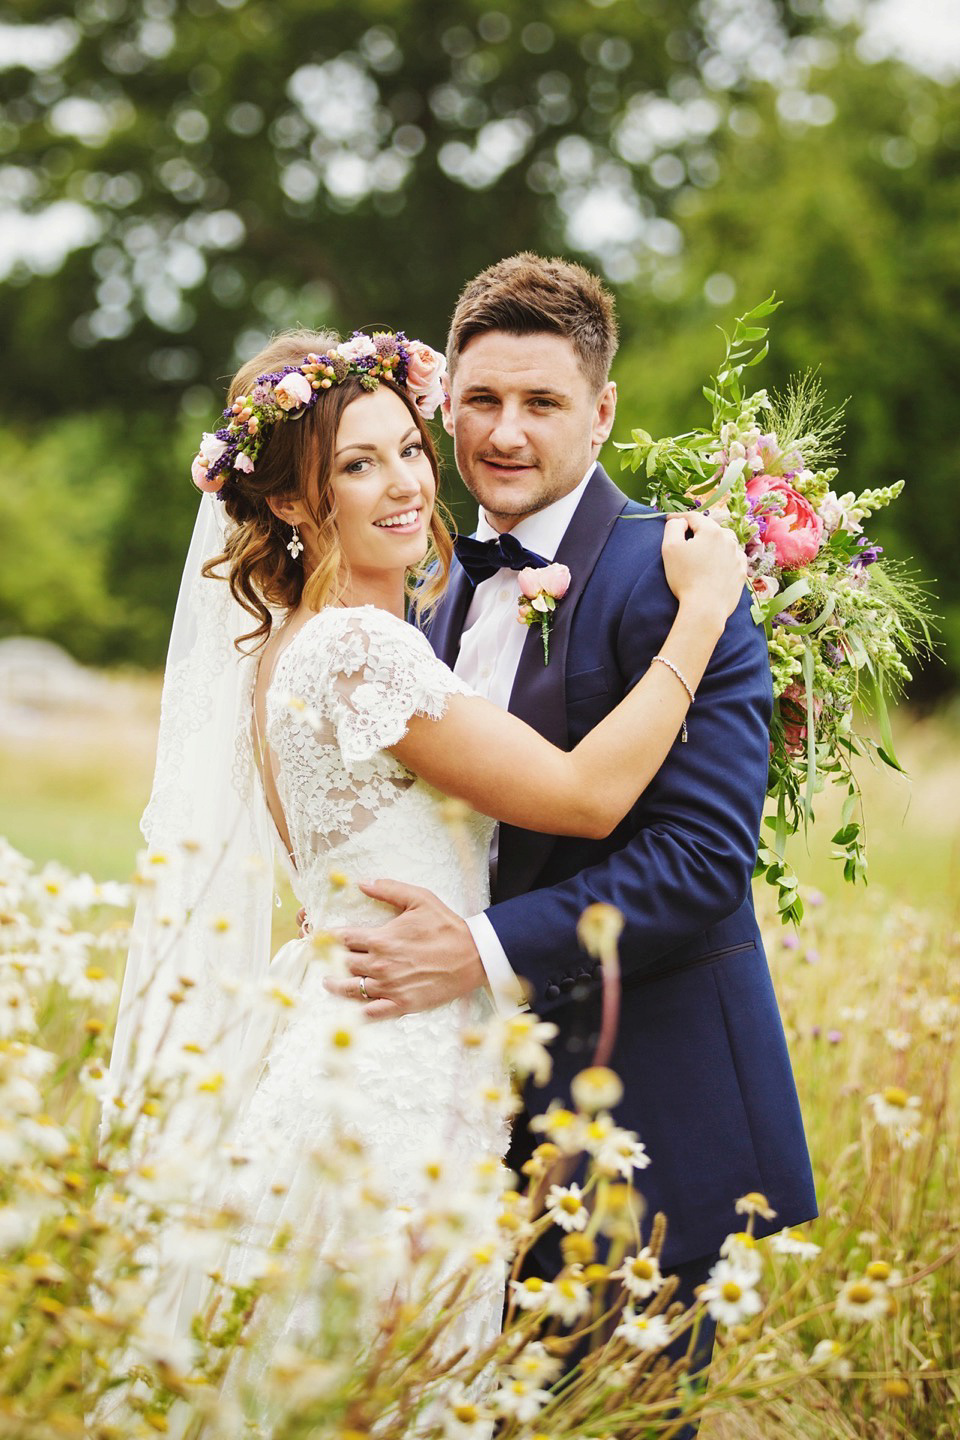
[[322, 880, 488, 1019]]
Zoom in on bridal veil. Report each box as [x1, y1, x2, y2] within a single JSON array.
[[109, 494, 275, 1103]]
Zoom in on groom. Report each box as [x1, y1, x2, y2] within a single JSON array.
[[328, 253, 816, 1363]]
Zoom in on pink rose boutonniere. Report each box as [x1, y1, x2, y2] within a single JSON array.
[[517, 563, 572, 665]]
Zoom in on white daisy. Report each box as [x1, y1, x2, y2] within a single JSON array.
[[442, 1389, 494, 1440], [545, 1182, 589, 1232], [0, 1073, 41, 1116], [529, 1103, 586, 1153], [507, 1341, 564, 1386], [546, 1265, 591, 1324], [866, 1087, 922, 1147], [883, 1027, 911, 1052], [0, 1204, 40, 1253], [497, 1014, 558, 1085], [615, 1308, 672, 1352], [20, 1114, 70, 1159], [809, 1338, 852, 1377], [734, 1191, 777, 1221], [835, 1276, 892, 1324], [493, 1379, 552, 1423], [616, 1247, 665, 1300], [700, 1259, 764, 1326], [131, 1324, 196, 1382], [65, 963, 119, 1007], [510, 1275, 553, 1312], [770, 1226, 821, 1260], [719, 1231, 765, 1278], [570, 1065, 623, 1112], [594, 1128, 651, 1178]]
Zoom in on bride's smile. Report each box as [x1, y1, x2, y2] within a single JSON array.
[[321, 385, 436, 603]]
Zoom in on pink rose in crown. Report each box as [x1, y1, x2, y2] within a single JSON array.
[[191, 432, 229, 492], [405, 340, 447, 418], [233, 451, 255, 473], [274, 370, 313, 411], [746, 474, 823, 569], [517, 563, 571, 602], [191, 456, 224, 492], [779, 681, 823, 756]]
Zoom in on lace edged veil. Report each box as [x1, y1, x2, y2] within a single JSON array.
[[109, 495, 275, 1097]]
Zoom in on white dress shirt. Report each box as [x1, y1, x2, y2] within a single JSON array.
[[455, 466, 595, 1012]]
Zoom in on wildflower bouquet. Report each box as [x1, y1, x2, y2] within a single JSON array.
[[617, 298, 934, 922]]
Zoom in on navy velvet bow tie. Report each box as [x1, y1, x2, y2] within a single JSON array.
[[454, 532, 550, 587]]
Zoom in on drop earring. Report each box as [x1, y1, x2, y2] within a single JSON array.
[[286, 525, 304, 559]]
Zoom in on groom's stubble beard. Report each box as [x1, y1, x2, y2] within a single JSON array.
[[454, 444, 597, 531]]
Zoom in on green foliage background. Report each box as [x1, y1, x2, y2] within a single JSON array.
[[1, 0, 956, 690]]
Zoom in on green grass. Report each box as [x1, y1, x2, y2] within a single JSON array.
[[0, 676, 158, 880], [2, 678, 957, 914], [2, 678, 957, 1438]]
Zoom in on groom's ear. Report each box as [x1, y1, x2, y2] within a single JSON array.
[[591, 380, 617, 451], [441, 387, 455, 438]]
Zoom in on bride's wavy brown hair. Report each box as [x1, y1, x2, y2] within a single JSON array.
[[202, 328, 454, 651]]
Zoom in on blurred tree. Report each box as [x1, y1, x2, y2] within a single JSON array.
[[1, 0, 818, 405], [0, 411, 200, 665], [0, 0, 955, 693]]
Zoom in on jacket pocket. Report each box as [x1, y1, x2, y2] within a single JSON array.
[[625, 940, 757, 990], [566, 666, 609, 703]]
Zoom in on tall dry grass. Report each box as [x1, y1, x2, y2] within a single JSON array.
[[1, 677, 957, 1435]]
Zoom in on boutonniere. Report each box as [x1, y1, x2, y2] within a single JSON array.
[[517, 563, 572, 665]]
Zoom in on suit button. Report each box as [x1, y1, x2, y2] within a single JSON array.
[[545, 983, 560, 1001], [576, 968, 592, 982], [559, 976, 575, 993]]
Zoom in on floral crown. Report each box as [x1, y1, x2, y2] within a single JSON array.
[[191, 330, 446, 496]]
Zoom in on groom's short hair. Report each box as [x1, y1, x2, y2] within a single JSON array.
[[446, 252, 618, 393]]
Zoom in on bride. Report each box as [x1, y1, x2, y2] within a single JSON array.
[[108, 325, 745, 1405]]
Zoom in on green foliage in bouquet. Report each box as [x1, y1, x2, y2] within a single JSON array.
[[616, 299, 935, 923]]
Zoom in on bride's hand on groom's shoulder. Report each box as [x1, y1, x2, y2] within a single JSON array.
[[322, 881, 487, 1019]]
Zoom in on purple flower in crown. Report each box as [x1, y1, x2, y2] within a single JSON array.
[[189, 328, 447, 496]]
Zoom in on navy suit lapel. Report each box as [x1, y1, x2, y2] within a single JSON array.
[[497, 465, 629, 902]]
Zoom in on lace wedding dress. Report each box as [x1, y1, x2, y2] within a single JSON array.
[[217, 605, 509, 1362], [106, 559, 511, 1431]]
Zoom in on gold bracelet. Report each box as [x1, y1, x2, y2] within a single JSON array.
[[652, 653, 694, 744]]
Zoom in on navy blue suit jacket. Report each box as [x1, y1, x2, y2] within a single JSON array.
[[425, 464, 816, 1267]]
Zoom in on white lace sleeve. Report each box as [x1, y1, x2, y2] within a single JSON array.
[[319, 607, 473, 770], [266, 607, 482, 873]]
